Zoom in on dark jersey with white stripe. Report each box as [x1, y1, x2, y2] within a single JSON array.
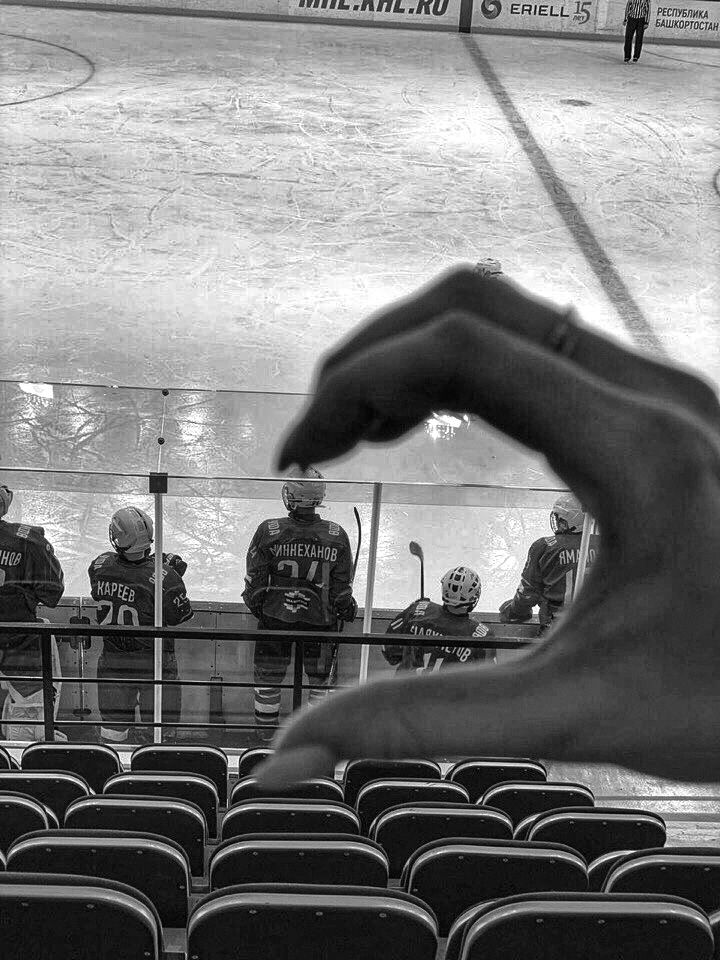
[[0, 520, 64, 626], [383, 599, 494, 673]]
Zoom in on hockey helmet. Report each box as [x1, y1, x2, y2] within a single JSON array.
[[282, 468, 326, 512], [0, 485, 13, 519], [441, 566, 482, 611], [550, 493, 585, 534], [109, 506, 154, 559]]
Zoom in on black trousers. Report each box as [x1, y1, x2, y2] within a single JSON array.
[[624, 17, 646, 60], [97, 647, 180, 740]]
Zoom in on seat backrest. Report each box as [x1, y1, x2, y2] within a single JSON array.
[[587, 849, 636, 891], [343, 760, 441, 807], [6, 829, 190, 927], [524, 807, 666, 862], [104, 772, 219, 837], [0, 771, 91, 820], [210, 835, 389, 890], [0, 792, 51, 853], [237, 749, 274, 779], [131, 745, 228, 805], [0, 746, 14, 770], [447, 759, 547, 802], [357, 780, 469, 833], [457, 892, 715, 960], [0, 872, 161, 960], [370, 802, 513, 877], [22, 744, 121, 793], [603, 847, 720, 913], [230, 776, 344, 806], [402, 838, 588, 935], [222, 800, 360, 842], [65, 795, 207, 877], [188, 883, 438, 960], [481, 781, 594, 825]]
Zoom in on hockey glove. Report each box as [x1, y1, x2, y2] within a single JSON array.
[[334, 594, 358, 623], [499, 599, 532, 623], [164, 553, 188, 577]]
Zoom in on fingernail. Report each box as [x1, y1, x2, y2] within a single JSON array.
[[254, 745, 336, 790]]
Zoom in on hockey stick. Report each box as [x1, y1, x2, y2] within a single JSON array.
[[339, 507, 362, 634], [409, 540, 426, 599]]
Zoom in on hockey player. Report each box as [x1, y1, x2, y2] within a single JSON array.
[[243, 469, 357, 741], [89, 506, 192, 744], [0, 484, 65, 740], [499, 493, 598, 634], [383, 566, 495, 673]]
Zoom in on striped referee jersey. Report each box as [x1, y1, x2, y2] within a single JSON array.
[[625, 0, 649, 20]]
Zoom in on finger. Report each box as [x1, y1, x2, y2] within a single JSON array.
[[319, 266, 720, 430]]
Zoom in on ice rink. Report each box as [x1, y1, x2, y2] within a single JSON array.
[[1, 7, 719, 612]]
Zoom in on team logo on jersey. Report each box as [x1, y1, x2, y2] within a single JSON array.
[[472, 622, 489, 638], [283, 590, 310, 614], [328, 521, 339, 536], [267, 519, 281, 536]]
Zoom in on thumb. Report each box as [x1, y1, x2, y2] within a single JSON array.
[[254, 655, 609, 789]]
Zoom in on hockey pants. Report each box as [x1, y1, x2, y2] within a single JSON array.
[[0, 625, 62, 741], [97, 648, 180, 743]]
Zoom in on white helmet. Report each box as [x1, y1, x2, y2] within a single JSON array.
[[282, 468, 326, 512], [550, 493, 585, 534], [441, 566, 482, 611], [0, 485, 13, 519], [109, 506, 154, 559]]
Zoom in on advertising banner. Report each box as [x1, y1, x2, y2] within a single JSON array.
[[600, 0, 719, 40], [471, 0, 599, 32]]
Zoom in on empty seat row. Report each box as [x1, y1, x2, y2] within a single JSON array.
[[0, 875, 717, 960]]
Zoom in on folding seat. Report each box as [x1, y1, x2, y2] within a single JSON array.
[[357, 779, 469, 833], [0, 873, 162, 960], [446, 758, 547, 802], [603, 847, 720, 913], [0, 792, 57, 852], [64, 795, 206, 877], [187, 883, 438, 960], [481, 780, 594, 826], [222, 799, 360, 842], [131, 744, 228, 805], [237, 747, 273, 779], [369, 802, 513, 877], [210, 833, 389, 889], [0, 771, 91, 820], [0, 745, 15, 770], [402, 838, 588, 935], [6, 829, 190, 927], [230, 775, 344, 806], [587, 849, 635, 891], [105, 771, 220, 837], [447, 892, 714, 960], [514, 806, 666, 862], [22, 743, 121, 793], [343, 759, 441, 807]]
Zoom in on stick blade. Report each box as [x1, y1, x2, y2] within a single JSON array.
[[408, 540, 424, 561]]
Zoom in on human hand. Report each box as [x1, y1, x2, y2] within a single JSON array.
[[258, 265, 720, 787]]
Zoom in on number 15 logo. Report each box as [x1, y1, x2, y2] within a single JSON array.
[[574, 0, 591, 23]]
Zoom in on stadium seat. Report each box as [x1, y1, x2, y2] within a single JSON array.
[[369, 801, 513, 877], [480, 781, 594, 825], [357, 779, 469, 833], [514, 806, 666, 861], [0, 792, 56, 852], [0, 873, 162, 960], [448, 892, 715, 960], [603, 847, 720, 913], [446, 758, 547, 802], [401, 838, 588, 935], [187, 883, 438, 959], [64, 795, 206, 877], [222, 799, 360, 841], [131, 744, 228, 805], [104, 771, 219, 837], [22, 743, 121, 793], [0, 746, 15, 770], [0, 851, 4, 869], [0, 771, 91, 820], [210, 834, 389, 889], [237, 748, 274, 779], [230, 775, 344, 805], [6, 829, 190, 927], [587, 849, 636, 891], [343, 759, 441, 807]]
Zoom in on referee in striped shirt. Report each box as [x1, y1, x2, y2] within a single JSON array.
[[623, 0, 650, 62]]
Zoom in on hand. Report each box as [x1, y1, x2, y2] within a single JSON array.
[[499, 599, 530, 623], [164, 553, 187, 578], [257, 264, 720, 788], [334, 594, 358, 623]]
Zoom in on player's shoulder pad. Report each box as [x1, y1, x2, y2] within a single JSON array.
[[472, 621, 489, 638], [14, 523, 46, 542]]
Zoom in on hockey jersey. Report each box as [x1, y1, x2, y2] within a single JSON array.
[[383, 599, 494, 673], [504, 531, 599, 627], [88, 551, 193, 654], [0, 520, 64, 628], [243, 514, 353, 627]]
